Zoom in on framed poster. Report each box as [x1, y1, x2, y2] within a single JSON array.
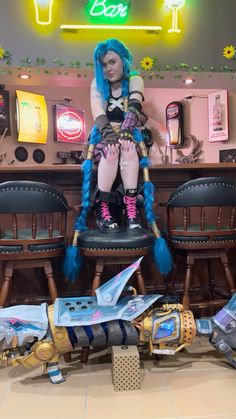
[[0, 90, 11, 135], [16, 90, 48, 144], [53, 104, 85, 144], [208, 90, 229, 142]]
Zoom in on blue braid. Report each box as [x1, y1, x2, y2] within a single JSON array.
[[74, 126, 101, 232]]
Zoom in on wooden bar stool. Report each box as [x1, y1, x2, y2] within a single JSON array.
[[165, 177, 236, 310], [77, 229, 155, 295], [0, 180, 69, 307]]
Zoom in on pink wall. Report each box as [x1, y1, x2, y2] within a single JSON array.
[[144, 88, 236, 164], [1, 85, 236, 166]]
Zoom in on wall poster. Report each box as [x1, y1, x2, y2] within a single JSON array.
[[16, 90, 48, 144], [208, 89, 229, 142]]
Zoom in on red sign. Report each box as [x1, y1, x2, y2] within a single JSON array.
[[53, 104, 85, 144]]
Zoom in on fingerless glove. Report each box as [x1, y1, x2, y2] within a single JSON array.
[[95, 114, 119, 145]]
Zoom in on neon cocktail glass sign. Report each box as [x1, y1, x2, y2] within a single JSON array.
[[164, 0, 185, 33]]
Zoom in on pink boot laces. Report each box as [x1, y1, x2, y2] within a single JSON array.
[[100, 201, 112, 221], [124, 196, 137, 219]]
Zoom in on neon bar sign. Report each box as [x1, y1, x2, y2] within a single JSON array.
[[89, 0, 129, 18], [33, 0, 185, 33]]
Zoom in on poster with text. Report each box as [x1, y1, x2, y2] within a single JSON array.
[[16, 90, 48, 144], [208, 90, 229, 142]]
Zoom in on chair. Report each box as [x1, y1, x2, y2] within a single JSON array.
[[165, 177, 236, 310], [77, 229, 154, 295], [0, 180, 69, 306]]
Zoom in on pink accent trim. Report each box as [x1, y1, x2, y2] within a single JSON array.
[[124, 196, 137, 219], [100, 202, 112, 221]]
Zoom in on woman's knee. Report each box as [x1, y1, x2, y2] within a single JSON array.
[[120, 143, 138, 160]]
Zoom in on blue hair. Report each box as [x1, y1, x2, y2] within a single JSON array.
[[94, 38, 132, 101]]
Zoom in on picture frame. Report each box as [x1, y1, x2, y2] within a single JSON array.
[[208, 89, 229, 142], [219, 148, 236, 163]]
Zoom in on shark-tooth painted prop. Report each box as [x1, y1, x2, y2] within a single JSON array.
[[0, 259, 236, 384]]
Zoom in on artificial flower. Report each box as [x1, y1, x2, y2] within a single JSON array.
[[0, 45, 5, 59], [140, 56, 154, 70], [223, 45, 236, 60]]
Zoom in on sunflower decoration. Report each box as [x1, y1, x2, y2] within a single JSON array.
[[140, 56, 154, 71], [0, 45, 6, 60], [223, 45, 236, 60]]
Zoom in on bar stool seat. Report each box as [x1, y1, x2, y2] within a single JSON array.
[[78, 229, 154, 295]]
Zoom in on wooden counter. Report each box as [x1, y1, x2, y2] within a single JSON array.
[[0, 163, 236, 309]]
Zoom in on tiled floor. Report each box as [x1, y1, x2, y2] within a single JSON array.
[[0, 338, 236, 419]]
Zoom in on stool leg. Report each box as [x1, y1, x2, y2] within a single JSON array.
[[91, 259, 104, 295], [182, 254, 194, 310], [220, 251, 236, 294], [43, 260, 58, 303], [134, 267, 146, 295], [0, 262, 14, 307], [165, 260, 178, 295]]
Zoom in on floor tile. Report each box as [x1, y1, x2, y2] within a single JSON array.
[[84, 371, 177, 419], [163, 368, 236, 417], [0, 364, 89, 419]]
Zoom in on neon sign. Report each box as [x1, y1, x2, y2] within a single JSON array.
[[33, 0, 54, 25], [164, 0, 185, 33], [32, 0, 186, 34], [89, 0, 129, 19]]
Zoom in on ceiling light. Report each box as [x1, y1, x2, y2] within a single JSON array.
[[18, 74, 31, 80], [183, 78, 195, 85]]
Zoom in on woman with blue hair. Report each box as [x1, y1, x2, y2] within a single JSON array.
[[64, 38, 172, 282], [91, 38, 145, 232]]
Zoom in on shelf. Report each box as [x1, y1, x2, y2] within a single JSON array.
[[0, 163, 235, 173]]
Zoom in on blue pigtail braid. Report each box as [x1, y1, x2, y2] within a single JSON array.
[[74, 126, 101, 232]]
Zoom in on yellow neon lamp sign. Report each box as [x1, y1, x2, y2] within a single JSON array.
[[164, 0, 185, 33], [33, 0, 54, 25], [60, 24, 162, 33]]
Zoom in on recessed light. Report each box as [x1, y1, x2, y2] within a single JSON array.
[[18, 74, 31, 80], [183, 78, 195, 85]]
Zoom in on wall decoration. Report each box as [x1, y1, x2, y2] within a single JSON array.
[[53, 104, 85, 144], [166, 101, 184, 148], [208, 90, 229, 142], [15, 146, 28, 162], [219, 148, 236, 163], [0, 89, 11, 135], [33, 148, 45, 164], [175, 135, 203, 164], [16, 90, 48, 144]]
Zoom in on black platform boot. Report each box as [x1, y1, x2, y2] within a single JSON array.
[[95, 190, 120, 233], [123, 188, 142, 230]]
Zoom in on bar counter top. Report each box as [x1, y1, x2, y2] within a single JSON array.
[[0, 163, 236, 172]]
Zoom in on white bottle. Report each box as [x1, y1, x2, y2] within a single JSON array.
[[213, 95, 223, 131]]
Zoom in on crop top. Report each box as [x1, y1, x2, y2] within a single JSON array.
[[106, 94, 125, 123]]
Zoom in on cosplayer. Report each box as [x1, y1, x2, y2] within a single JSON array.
[[91, 38, 145, 232], [64, 39, 172, 282]]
